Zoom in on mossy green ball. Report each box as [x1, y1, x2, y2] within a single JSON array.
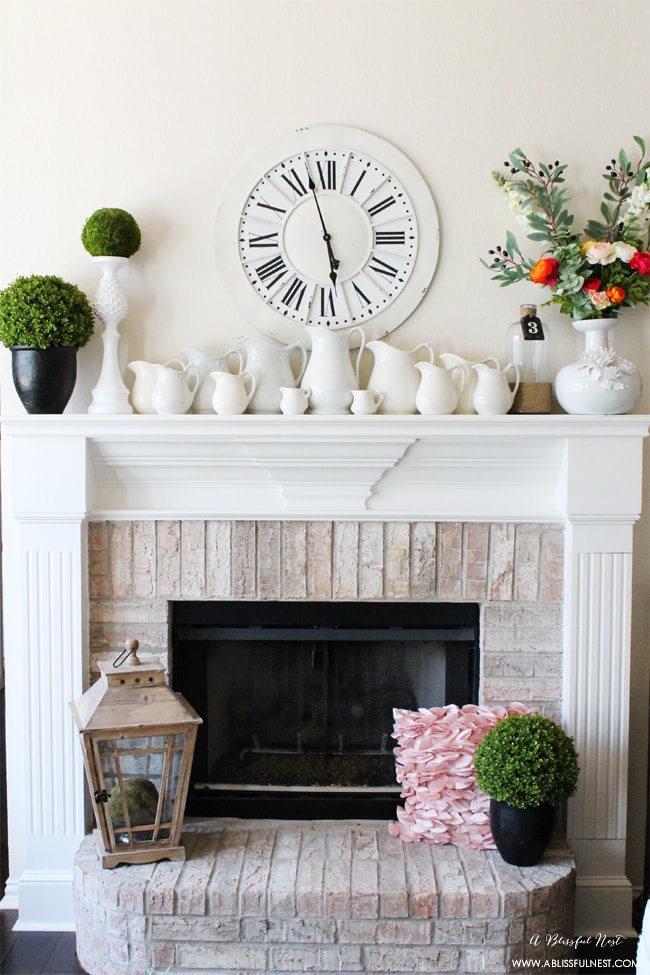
[[81, 207, 141, 258], [107, 777, 160, 827]]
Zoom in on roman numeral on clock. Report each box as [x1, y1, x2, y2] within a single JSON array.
[[281, 276, 308, 310], [247, 231, 279, 248], [319, 287, 336, 318], [256, 200, 287, 217], [367, 195, 396, 218], [375, 230, 406, 246], [368, 255, 399, 279], [316, 160, 337, 191], [281, 168, 308, 197], [351, 281, 372, 306], [256, 253, 288, 287]]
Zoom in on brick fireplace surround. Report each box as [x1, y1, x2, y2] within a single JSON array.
[[1, 414, 648, 966]]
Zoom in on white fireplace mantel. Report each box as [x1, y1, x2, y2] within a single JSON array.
[[1, 413, 649, 933], [2, 412, 648, 523]]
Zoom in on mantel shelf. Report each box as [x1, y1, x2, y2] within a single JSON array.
[[3, 413, 649, 523]]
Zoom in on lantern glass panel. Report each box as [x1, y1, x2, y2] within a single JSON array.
[[96, 734, 187, 844]]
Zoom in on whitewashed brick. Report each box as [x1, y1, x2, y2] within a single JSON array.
[[282, 521, 308, 599], [384, 522, 410, 599], [333, 520, 359, 599], [133, 520, 157, 598], [156, 520, 181, 598], [256, 520, 282, 598], [206, 520, 232, 598], [109, 521, 133, 598], [464, 522, 490, 600], [488, 522, 516, 600], [232, 520, 256, 598], [359, 520, 384, 599], [181, 520, 206, 598], [438, 522, 463, 600], [410, 521, 437, 599], [306, 521, 333, 598]]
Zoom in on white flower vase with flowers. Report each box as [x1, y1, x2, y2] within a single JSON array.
[[483, 138, 650, 413]]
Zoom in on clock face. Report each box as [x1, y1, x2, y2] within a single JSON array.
[[216, 126, 440, 344]]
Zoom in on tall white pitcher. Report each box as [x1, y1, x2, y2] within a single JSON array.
[[366, 340, 433, 414], [302, 326, 365, 414]]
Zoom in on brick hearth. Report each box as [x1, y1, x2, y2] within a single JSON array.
[[74, 820, 575, 975]]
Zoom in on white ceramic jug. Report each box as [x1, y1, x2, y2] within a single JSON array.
[[238, 335, 307, 413], [366, 340, 433, 414], [438, 353, 500, 414], [472, 362, 520, 415], [415, 361, 466, 415], [210, 370, 257, 415], [151, 360, 200, 415], [302, 326, 365, 414], [350, 389, 383, 415], [279, 386, 310, 415], [181, 346, 244, 414], [127, 360, 160, 414]]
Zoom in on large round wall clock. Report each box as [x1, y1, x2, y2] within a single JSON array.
[[215, 124, 440, 344]]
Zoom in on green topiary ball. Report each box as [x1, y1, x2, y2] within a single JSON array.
[[0, 275, 95, 349], [81, 207, 141, 258], [473, 712, 580, 809], [107, 777, 160, 827]]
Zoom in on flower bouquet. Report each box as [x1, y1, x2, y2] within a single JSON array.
[[483, 137, 650, 320]]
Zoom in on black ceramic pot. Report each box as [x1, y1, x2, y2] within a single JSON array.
[[11, 346, 78, 414], [489, 798, 555, 867]]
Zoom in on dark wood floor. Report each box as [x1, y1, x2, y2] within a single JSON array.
[[0, 911, 84, 974]]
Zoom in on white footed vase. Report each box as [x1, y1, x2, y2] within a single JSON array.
[[88, 255, 133, 414], [554, 318, 642, 415]]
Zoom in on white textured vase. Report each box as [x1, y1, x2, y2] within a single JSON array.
[[554, 318, 642, 415], [88, 255, 133, 414]]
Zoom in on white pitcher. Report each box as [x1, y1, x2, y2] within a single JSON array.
[[439, 353, 500, 414], [128, 358, 194, 414], [211, 370, 257, 415], [280, 386, 310, 415], [472, 362, 520, 415], [151, 360, 200, 415], [302, 326, 365, 414], [366, 340, 433, 414], [127, 360, 160, 414], [415, 361, 466, 415], [238, 335, 307, 414], [181, 346, 244, 414]]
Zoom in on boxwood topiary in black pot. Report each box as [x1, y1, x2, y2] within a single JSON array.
[[0, 274, 95, 413], [473, 712, 580, 866]]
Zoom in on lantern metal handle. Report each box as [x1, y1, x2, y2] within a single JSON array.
[[113, 639, 141, 668]]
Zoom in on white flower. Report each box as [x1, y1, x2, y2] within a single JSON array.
[[622, 180, 650, 230], [585, 242, 616, 265], [612, 241, 636, 262], [501, 183, 539, 227]]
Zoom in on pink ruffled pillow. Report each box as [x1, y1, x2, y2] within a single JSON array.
[[389, 702, 530, 849]]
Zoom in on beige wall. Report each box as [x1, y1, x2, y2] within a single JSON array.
[[1, 0, 649, 892]]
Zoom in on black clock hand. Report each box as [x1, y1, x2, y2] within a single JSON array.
[[308, 175, 340, 288]]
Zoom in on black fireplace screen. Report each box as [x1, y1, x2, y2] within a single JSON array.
[[172, 601, 479, 818]]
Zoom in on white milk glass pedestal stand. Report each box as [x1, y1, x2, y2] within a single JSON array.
[[88, 255, 133, 414]]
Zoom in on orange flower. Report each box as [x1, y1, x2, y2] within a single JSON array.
[[530, 257, 559, 286], [606, 286, 625, 304]]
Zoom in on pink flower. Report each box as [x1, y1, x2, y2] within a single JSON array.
[[589, 290, 612, 311], [585, 241, 617, 265]]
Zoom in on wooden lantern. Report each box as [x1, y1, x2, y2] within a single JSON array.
[[70, 642, 202, 868]]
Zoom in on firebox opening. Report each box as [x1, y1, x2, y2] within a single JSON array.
[[172, 601, 479, 819]]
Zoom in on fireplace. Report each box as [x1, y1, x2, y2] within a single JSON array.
[[1, 413, 648, 935], [172, 600, 479, 818]]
